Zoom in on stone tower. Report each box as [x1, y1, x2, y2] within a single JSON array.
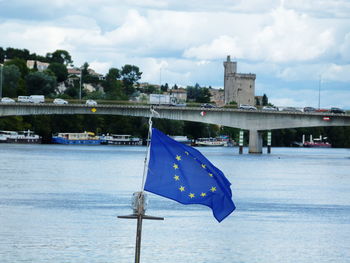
[[223, 56, 256, 105]]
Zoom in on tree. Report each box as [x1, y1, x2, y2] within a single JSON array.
[[197, 87, 211, 103], [102, 68, 125, 99], [255, 97, 260, 106], [186, 84, 211, 103], [25, 71, 57, 96], [143, 84, 158, 94], [2, 65, 21, 97], [46, 50, 73, 66], [5, 48, 30, 60], [48, 62, 68, 82], [121, 64, 142, 96], [160, 83, 169, 93], [4, 58, 28, 77], [262, 94, 268, 106], [84, 90, 105, 100], [0, 47, 5, 63]]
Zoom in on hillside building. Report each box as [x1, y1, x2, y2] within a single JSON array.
[[169, 88, 187, 103], [26, 60, 49, 72]]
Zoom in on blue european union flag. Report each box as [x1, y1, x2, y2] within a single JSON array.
[[144, 128, 235, 222]]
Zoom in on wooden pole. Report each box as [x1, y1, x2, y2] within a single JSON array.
[[118, 192, 164, 263], [134, 214, 143, 263]]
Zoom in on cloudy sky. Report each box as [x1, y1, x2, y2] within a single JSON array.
[[1, 0, 349, 108]]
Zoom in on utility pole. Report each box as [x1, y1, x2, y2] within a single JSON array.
[[80, 69, 82, 101], [318, 75, 321, 109], [0, 63, 3, 99], [0, 55, 5, 99], [159, 67, 162, 105]]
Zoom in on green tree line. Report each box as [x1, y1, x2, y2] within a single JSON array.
[[0, 47, 142, 100]]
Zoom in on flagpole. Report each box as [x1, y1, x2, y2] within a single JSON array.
[[118, 106, 163, 263], [140, 107, 156, 191]]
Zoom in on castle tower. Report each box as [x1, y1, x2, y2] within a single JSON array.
[[223, 56, 256, 105]]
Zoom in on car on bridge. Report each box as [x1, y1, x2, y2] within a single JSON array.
[[53, 98, 68, 105], [303, 107, 316, 112], [17, 96, 31, 103], [239, 104, 257, 110], [201, 103, 217, 108], [29, 95, 45, 103], [86, 99, 97, 106], [262, 106, 278, 111], [1, 97, 15, 103], [330, 107, 345, 114]]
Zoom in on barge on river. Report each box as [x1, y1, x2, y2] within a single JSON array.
[[52, 132, 102, 145], [100, 134, 142, 145], [0, 130, 42, 144]]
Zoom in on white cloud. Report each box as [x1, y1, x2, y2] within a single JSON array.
[[183, 35, 243, 60], [339, 32, 350, 61], [89, 61, 112, 75], [323, 64, 350, 82], [251, 7, 335, 62], [285, 0, 350, 18], [276, 63, 350, 82]]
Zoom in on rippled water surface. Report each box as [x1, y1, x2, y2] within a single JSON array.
[[0, 145, 349, 263]]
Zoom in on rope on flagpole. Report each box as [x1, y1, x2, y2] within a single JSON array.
[[140, 106, 159, 191]]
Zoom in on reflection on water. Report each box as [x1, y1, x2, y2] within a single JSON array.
[[0, 145, 349, 263]]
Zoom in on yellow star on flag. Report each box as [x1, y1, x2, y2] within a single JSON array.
[[185, 151, 189, 155], [209, 173, 213, 177], [210, 186, 217, 192], [91, 108, 97, 113], [189, 193, 195, 198], [174, 175, 180, 181], [179, 186, 185, 192], [173, 163, 179, 169], [201, 192, 207, 197], [201, 164, 206, 169], [176, 155, 181, 161]]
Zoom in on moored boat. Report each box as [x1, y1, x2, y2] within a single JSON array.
[[195, 137, 227, 147], [0, 130, 42, 144], [302, 135, 331, 148], [52, 132, 101, 145], [100, 134, 142, 145], [303, 140, 332, 148]]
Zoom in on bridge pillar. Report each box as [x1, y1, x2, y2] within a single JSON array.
[[249, 129, 263, 154]]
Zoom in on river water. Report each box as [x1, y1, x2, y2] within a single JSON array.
[[0, 144, 349, 263]]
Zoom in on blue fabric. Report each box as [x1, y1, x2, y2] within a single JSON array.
[[144, 128, 235, 222]]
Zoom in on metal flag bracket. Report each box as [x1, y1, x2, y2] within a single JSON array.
[[118, 107, 164, 263]]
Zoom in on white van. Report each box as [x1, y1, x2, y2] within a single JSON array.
[[17, 96, 31, 103], [29, 95, 45, 103]]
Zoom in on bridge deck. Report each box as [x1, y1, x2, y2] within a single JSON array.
[[0, 103, 349, 130]]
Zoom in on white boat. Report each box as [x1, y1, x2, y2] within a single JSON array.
[[100, 134, 143, 145], [0, 130, 42, 144], [196, 137, 227, 147]]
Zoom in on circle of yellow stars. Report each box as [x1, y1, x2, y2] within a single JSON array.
[[171, 153, 218, 200]]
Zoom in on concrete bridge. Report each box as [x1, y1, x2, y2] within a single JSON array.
[[1, 103, 349, 153]]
